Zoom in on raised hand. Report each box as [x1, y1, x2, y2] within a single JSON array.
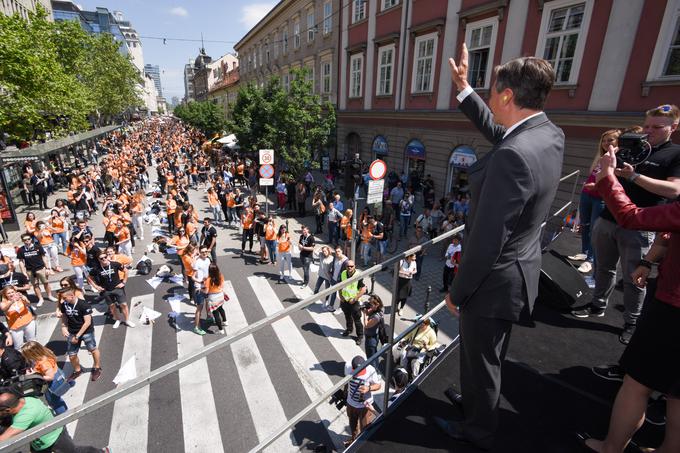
[[596, 145, 618, 183], [448, 43, 470, 92]]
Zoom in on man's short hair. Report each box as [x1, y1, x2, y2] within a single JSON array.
[[493, 57, 555, 110], [20, 234, 31, 241], [0, 387, 22, 411], [645, 104, 680, 123]]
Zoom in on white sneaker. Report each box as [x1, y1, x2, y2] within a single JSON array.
[[125, 320, 136, 328], [568, 253, 587, 261], [219, 329, 226, 334], [578, 261, 593, 273], [113, 320, 121, 329], [47, 296, 58, 302], [37, 299, 44, 307]]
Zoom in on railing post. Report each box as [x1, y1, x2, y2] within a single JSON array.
[[424, 285, 432, 313], [370, 272, 376, 294], [382, 259, 401, 415]]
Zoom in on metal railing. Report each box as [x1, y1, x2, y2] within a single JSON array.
[[0, 219, 465, 452], [0, 170, 582, 452]]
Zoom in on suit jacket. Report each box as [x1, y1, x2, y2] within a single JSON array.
[[451, 92, 564, 322]]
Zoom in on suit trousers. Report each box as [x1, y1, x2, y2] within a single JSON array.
[[459, 311, 512, 449], [590, 217, 652, 325]]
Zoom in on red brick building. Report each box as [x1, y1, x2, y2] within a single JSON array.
[[336, 0, 680, 202]]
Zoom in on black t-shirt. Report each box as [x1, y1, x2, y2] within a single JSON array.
[[92, 261, 123, 291], [85, 245, 101, 270], [255, 216, 267, 236], [201, 225, 217, 248], [299, 234, 315, 258], [0, 272, 29, 292], [16, 245, 45, 271], [59, 299, 94, 335], [372, 222, 385, 239], [601, 141, 680, 223]]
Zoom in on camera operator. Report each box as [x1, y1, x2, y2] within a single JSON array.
[[392, 318, 437, 379], [361, 295, 384, 359], [572, 104, 680, 345]]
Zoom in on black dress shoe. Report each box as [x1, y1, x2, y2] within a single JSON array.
[[432, 417, 490, 450], [444, 387, 463, 407], [341, 330, 351, 337]]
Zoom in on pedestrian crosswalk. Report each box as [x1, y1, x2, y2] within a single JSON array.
[[34, 268, 383, 452]]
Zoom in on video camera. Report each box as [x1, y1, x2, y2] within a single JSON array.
[[616, 133, 652, 168]]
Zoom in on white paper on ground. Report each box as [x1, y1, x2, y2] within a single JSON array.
[[113, 355, 137, 385], [146, 277, 163, 290], [167, 297, 183, 313], [139, 306, 162, 322], [168, 275, 184, 285]]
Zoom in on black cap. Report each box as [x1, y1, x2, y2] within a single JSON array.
[[351, 355, 365, 370]]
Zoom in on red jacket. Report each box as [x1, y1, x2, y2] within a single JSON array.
[[596, 175, 680, 308]]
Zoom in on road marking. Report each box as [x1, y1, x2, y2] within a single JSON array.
[[61, 306, 106, 436], [223, 281, 295, 453], [175, 292, 224, 453], [35, 315, 60, 346], [107, 294, 154, 452], [248, 276, 347, 449]]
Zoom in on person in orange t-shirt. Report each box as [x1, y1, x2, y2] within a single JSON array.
[[49, 209, 67, 255], [67, 237, 87, 289], [166, 194, 177, 235], [106, 246, 132, 268], [277, 225, 292, 281], [35, 221, 62, 272], [207, 188, 222, 223], [114, 219, 132, 257], [103, 210, 120, 247], [0, 285, 35, 349], [20, 341, 71, 415], [202, 263, 228, 334]]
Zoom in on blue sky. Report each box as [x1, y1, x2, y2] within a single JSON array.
[[73, 0, 276, 100]]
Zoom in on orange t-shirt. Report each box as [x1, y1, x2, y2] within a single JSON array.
[[115, 226, 130, 243], [34, 357, 57, 377], [112, 253, 132, 266], [171, 235, 190, 250], [208, 193, 219, 207], [277, 234, 291, 252], [227, 194, 236, 208], [203, 275, 224, 294], [167, 199, 177, 214], [361, 224, 373, 243], [265, 224, 276, 241], [104, 215, 119, 233], [37, 228, 54, 245], [242, 211, 254, 229], [24, 220, 36, 234], [3, 299, 33, 330], [181, 254, 195, 277], [68, 244, 86, 266], [50, 217, 65, 234], [185, 221, 197, 237]]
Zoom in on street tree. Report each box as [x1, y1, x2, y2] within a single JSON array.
[[173, 101, 225, 138], [229, 67, 335, 177]]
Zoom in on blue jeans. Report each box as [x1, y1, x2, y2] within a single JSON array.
[[46, 369, 71, 415], [314, 276, 331, 302], [328, 222, 339, 245], [400, 214, 411, 237], [53, 232, 68, 254], [365, 335, 379, 359], [211, 206, 222, 222], [579, 192, 605, 262], [266, 240, 277, 263]]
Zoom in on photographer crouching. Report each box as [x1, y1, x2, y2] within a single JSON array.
[[392, 318, 437, 379], [361, 295, 384, 359]]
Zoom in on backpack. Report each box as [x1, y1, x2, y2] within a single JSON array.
[[378, 314, 389, 345], [136, 259, 152, 275]]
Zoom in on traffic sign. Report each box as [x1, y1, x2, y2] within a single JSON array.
[[259, 164, 274, 179], [259, 149, 274, 165], [259, 178, 274, 186], [367, 179, 385, 204], [369, 159, 387, 181]]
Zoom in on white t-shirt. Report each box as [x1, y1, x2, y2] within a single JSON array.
[[345, 363, 381, 409], [444, 243, 462, 269], [192, 257, 211, 288]]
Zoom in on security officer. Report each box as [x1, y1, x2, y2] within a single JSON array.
[[339, 260, 366, 345]]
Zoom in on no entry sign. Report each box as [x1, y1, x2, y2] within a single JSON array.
[[369, 159, 387, 181]]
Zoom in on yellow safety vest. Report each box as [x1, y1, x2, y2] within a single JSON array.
[[340, 270, 359, 300]]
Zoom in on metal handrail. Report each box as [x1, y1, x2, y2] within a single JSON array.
[[0, 222, 465, 452], [249, 300, 451, 453]]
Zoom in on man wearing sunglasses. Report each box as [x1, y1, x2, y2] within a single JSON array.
[[16, 234, 55, 307], [87, 252, 134, 329], [573, 104, 680, 345]]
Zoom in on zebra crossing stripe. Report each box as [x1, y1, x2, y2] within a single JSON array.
[[107, 294, 155, 452], [61, 306, 107, 436], [35, 315, 60, 346], [248, 276, 348, 449], [175, 295, 225, 453], [223, 281, 295, 453]]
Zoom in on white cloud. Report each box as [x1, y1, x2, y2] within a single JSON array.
[[240, 3, 276, 29], [169, 6, 188, 17]]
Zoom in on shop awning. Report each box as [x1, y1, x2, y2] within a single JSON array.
[[216, 134, 237, 144], [0, 125, 121, 164]]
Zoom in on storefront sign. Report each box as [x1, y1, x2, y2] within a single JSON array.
[[405, 139, 426, 159], [371, 136, 389, 155], [450, 146, 477, 169]]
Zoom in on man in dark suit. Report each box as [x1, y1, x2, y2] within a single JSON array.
[[433, 44, 565, 449]]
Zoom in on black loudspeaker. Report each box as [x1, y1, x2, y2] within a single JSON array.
[[538, 250, 591, 309]]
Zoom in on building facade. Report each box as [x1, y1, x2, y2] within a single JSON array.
[[144, 64, 163, 97], [192, 48, 213, 102], [336, 0, 680, 205], [184, 59, 196, 103], [234, 0, 342, 105], [207, 59, 240, 121], [1, 0, 52, 20]]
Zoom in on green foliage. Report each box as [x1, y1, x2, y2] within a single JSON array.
[[228, 67, 336, 177], [173, 101, 226, 138], [0, 5, 142, 143]]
